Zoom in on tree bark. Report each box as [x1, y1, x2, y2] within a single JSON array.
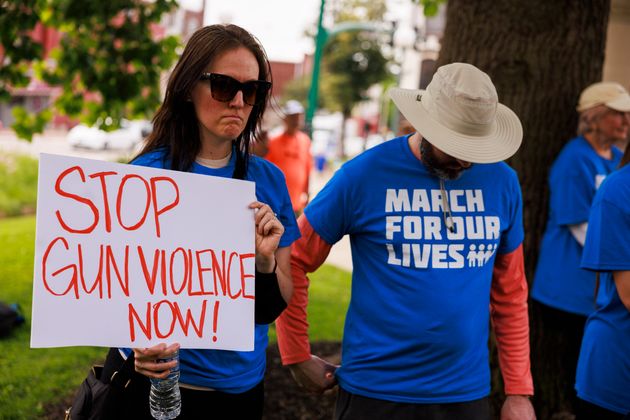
[[436, 0, 610, 417]]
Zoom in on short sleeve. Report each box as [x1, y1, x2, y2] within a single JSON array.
[[276, 191, 300, 248], [553, 168, 597, 226], [303, 166, 352, 245], [255, 167, 300, 248], [582, 198, 630, 271]]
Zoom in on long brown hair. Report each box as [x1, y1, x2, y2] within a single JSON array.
[[136, 24, 272, 179]]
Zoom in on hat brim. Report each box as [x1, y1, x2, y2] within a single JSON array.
[[607, 95, 630, 112], [389, 87, 523, 164]]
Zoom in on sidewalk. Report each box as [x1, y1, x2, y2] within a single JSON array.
[[0, 128, 134, 162], [309, 167, 353, 272]]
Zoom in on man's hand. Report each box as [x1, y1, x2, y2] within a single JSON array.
[[289, 354, 338, 394], [501, 395, 536, 420]]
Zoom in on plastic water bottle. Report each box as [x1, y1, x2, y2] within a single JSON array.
[[149, 350, 181, 419]]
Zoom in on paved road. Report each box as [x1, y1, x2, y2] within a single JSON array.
[[1, 129, 353, 272], [0, 129, 138, 162]]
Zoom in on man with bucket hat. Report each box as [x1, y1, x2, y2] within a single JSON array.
[[276, 63, 535, 419]]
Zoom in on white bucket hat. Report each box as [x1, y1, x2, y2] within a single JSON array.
[[389, 62, 523, 164]]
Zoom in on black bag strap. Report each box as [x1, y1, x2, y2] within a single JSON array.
[[107, 349, 136, 390]]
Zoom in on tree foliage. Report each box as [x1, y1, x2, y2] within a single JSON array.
[[316, 0, 393, 157], [410, 0, 446, 17], [321, 0, 391, 113], [0, 0, 180, 141], [281, 74, 310, 108], [321, 30, 390, 115]]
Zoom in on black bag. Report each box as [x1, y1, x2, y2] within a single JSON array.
[[0, 301, 25, 337], [65, 351, 135, 420]]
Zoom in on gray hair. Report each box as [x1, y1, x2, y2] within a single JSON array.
[[577, 104, 609, 136]]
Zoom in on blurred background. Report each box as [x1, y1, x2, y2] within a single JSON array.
[[1, 0, 628, 163], [1, 0, 629, 418]]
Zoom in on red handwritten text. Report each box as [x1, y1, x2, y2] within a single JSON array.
[[54, 166, 179, 238], [41, 238, 255, 301]]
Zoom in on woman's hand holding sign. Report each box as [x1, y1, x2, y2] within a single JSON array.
[[249, 201, 284, 273], [249, 201, 293, 306]]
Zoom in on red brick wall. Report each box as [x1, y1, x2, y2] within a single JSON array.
[[269, 61, 299, 99]]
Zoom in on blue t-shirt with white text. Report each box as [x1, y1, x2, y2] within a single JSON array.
[[305, 135, 524, 403]]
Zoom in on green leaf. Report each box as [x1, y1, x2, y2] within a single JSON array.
[[424, 2, 439, 16], [2, 0, 179, 141]]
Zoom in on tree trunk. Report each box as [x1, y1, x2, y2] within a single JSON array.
[[436, 0, 610, 417]]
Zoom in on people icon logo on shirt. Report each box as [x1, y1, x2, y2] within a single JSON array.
[[466, 244, 496, 267]]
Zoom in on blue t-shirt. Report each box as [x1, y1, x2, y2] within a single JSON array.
[[126, 148, 299, 393], [532, 137, 622, 315], [305, 135, 524, 403], [576, 163, 630, 415]]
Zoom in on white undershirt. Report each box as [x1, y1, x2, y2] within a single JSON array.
[[195, 151, 232, 169], [569, 222, 588, 246]]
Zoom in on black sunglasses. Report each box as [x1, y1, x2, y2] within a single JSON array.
[[199, 73, 271, 106]]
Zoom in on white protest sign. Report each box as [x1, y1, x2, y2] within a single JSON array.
[[31, 154, 256, 350]]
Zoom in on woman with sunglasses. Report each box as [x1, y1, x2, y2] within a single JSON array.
[[101, 24, 299, 419]]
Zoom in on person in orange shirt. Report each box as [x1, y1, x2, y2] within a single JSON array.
[[266, 100, 313, 215]]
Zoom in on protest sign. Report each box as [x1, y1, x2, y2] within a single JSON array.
[[31, 154, 256, 350]]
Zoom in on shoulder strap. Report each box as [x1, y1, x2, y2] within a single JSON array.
[[108, 351, 135, 390]]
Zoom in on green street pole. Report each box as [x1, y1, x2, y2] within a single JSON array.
[[304, 0, 388, 138], [305, 0, 327, 137]]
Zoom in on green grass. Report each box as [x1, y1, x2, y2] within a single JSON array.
[[0, 215, 350, 419], [305, 263, 351, 340], [0, 154, 38, 217], [0, 216, 104, 419], [269, 263, 351, 342]]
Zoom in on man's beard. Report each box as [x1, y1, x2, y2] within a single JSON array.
[[420, 138, 470, 180]]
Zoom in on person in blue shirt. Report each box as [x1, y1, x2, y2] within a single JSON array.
[[276, 63, 536, 420], [531, 82, 630, 414], [576, 143, 630, 419], [99, 24, 299, 419]]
